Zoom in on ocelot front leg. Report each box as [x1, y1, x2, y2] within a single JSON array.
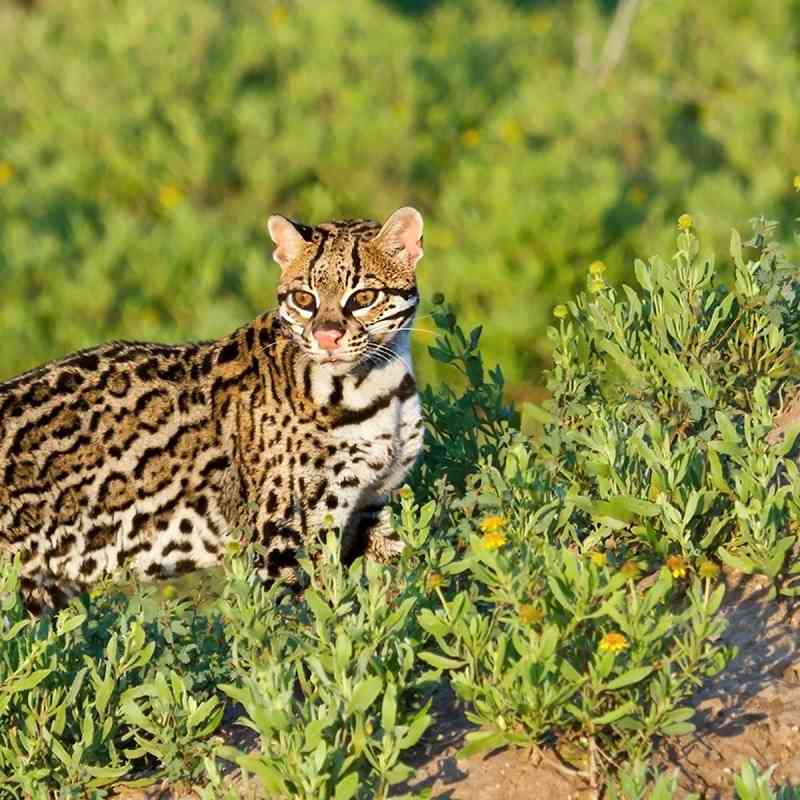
[[20, 572, 87, 616], [347, 497, 405, 564]]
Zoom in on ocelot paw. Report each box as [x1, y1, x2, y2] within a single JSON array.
[[365, 531, 406, 563]]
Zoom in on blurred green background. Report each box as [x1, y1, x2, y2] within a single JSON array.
[[1, 0, 799, 397]]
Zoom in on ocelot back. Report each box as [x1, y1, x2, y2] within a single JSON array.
[[0, 207, 425, 612]]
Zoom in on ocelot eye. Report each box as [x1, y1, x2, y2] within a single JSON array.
[[348, 289, 379, 311], [290, 291, 316, 312]]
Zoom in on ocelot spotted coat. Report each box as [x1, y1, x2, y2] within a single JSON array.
[[0, 207, 426, 612]]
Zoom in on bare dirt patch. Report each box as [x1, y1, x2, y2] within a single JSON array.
[[393, 572, 800, 799], [659, 573, 800, 798]]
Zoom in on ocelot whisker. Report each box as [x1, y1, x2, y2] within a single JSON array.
[[370, 326, 436, 336], [365, 343, 413, 374]]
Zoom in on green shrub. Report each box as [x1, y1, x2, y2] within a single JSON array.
[[215, 537, 432, 800], [396, 217, 798, 787], [398, 438, 734, 780], [524, 220, 800, 593], [0, 561, 230, 797]]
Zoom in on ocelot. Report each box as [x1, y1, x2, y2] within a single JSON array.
[[0, 207, 426, 612]]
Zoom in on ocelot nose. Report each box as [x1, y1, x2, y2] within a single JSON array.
[[314, 328, 344, 351]]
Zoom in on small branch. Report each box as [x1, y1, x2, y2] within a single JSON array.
[[597, 0, 642, 86], [588, 735, 599, 797], [530, 743, 591, 782]]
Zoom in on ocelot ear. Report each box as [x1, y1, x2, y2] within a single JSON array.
[[266, 215, 313, 269], [372, 207, 424, 269]]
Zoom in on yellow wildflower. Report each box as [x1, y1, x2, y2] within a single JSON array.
[[589, 551, 607, 567], [599, 632, 628, 653], [519, 604, 544, 625], [677, 213, 694, 231], [501, 121, 522, 144], [159, 184, 184, 210], [531, 14, 552, 34], [619, 560, 641, 579], [480, 515, 507, 534], [589, 260, 606, 276], [482, 530, 507, 551], [793, 175, 800, 192], [590, 278, 606, 294], [270, 4, 288, 26], [427, 573, 445, 592], [0, 161, 13, 186], [666, 555, 688, 578], [553, 304, 569, 320], [162, 585, 178, 601], [462, 129, 481, 147], [398, 485, 414, 500], [698, 559, 720, 580]]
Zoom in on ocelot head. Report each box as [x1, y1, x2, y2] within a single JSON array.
[[267, 207, 423, 371]]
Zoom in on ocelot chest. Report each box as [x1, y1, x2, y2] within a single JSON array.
[[300, 360, 424, 536]]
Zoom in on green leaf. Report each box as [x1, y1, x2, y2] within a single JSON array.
[[48, 735, 73, 768], [468, 325, 483, 350], [776, 423, 800, 457], [6, 669, 52, 694], [416, 609, 451, 638], [604, 666, 653, 691], [634, 258, 652, 291], [218, 683, 249, 707], [715, 411, 740, 443], [335, 773, 359, 800], [381, 683, 397, 732], [598, 340, 646, 388], [546, 576, 575, 613], [418, 652, 467, 671], [662, 707, 695, 724], [660, 720, 696, 736], [642, 342, 693, 390], [559, 661, 584, 683], [399, 711, 432, 750], [428, 346, 453, 364], [457, 730, 508, 760], [601, 495, 660, 521], [304, 589, 334, 624], [56, 611, 87, 635], [120, 699, 159, 736], [349, 675, 383, 713], [592, 701, 636, 725], [188, 696, 221, 732], [466, 355, 484, 388], [85, 765, 131, 786], [236, 753, 288, 794], [707, 583, 726, 616], [730, 228, 745, 268], [717, 547, 755, 574], [386, 763, 415, 784], [95, 670, 115, 718]]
